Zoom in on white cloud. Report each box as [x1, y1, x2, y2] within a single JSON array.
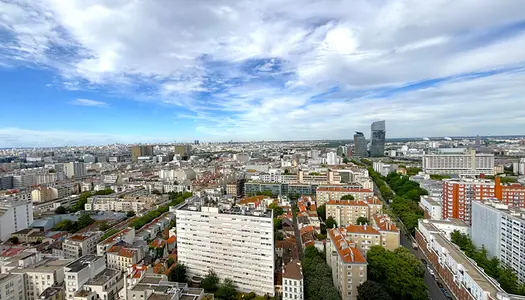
[[69, 99, 108, 107], [0, 0, 525, 144]]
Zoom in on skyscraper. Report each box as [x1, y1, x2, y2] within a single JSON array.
[[370, 121, 386, 157], [353, 132, 368, 157]]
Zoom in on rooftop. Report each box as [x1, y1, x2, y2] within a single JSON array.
[[283, 260, 302, 281], [86, 268, 119, 286], [328, 228, 367, 264], [178, 195, 272, 218], [317, 187, 373, 193], [65, 255, 101, 273], [345, 224, 380, 235]]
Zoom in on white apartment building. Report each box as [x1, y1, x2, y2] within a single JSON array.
[[326, 152, 339, 166], [422, 149, 494, 175], [31, 186, 59, 202], [472, 200, 525, 283], [64, 255, 106, 300], [316, 187, 375, 206], [282, 260, 303, 300], [176, 196, 275, 296], [81, 268, 123, 300], [64, 162, 86, 179], [326, 228, 367, 300], [0, 199, 34, 241], [0, 273, 24, 300], [63, 232, 103, 259], [419, 196, 442, 220]]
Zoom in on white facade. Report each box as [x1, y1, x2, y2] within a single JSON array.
[[176, 200, 274, 296], [65, 162, 86, 179], [423, 219, 470, 240], [64, 232, 103, 259], [472, 200, 525, 283], [419, 196, 442, 220], [0, 273, 24, 300], [422, 149, 494, 175], [64, 255, 106, 300], [326, 152, 338, 166], [282, 278, 303, 300], [0, 199, 34, 242]]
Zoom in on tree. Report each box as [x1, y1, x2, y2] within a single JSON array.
[[356, 217, 369, 225], [216, 278, 237, 300], [168, 263, 187, 282], [8, 237, 19, 244], [343, 157, 350, 164], [274, 218, 283, 231], [126, 211, 136, 218], [55, 206, 67, 214], [54, 220, 75, 232], [317, 204, 326, 221], [268, 202, 284, 217], [99, 223, 110, 231], [325, 216, 337, 229], [340, 194, 355, 201], [200, 270, 220, 292], [77, 214, 95, 229], [167, 258, 175, 268], [357, 281, 392, 300], [303, 246, 341, 300]]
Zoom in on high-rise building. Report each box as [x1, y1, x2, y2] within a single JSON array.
[[326, 152, 338, 165], [369, 121, 386, 157], [441, 177, 525, 223], [353, 132, 368, 157], [0, 199, 34, 241], [64, 162, 86, 179], [422, 149, 494, 175], [131, 145, 154, 162], [174, 145, 191, 157], [472, 200, 525, 283], [176, 196, 274, 296]]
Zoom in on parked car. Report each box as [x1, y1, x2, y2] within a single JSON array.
[[421, 258, 427, 265], [437, 281, 444, 288]]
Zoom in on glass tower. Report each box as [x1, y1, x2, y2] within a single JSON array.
[[370, 121, 386, 157]]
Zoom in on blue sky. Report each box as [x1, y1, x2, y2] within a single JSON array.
[[1, 0, 525, 147]]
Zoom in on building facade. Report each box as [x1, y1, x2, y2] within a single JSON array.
[[325, 199, 382, 226], [282, 260, 304, 300], [353, 132, 368, 158], [63, 232, 103, 259], [176, 196, 274, 296], [316, 187, 375, 206], [369, 121, 386, 157], [422, 149, 494, 175], [0, 199, 34, 242]]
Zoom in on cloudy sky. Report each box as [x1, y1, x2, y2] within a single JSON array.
[[1, 0, 525, 147]]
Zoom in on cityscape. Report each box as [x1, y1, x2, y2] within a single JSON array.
[[1, 1, 525, 300]]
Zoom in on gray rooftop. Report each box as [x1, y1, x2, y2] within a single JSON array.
[[86, 268, 119, 286], [65, 255, 100, 273]]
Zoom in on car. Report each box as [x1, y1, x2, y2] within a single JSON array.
[[428, 269, 435, 277], [437, 282, 444, 288], [421, 258, 427, 265]]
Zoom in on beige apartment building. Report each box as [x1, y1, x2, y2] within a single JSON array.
[[326, 228, 367, 300], [326, 198, 382, 226], [106, 245, 143, 272], [316, 187, 374, 206]]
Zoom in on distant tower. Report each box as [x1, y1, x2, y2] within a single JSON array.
[[353, 132, 368, 157], [370, 121, 386, 157]]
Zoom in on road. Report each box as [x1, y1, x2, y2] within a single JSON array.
[[291, 202, 304, 261]]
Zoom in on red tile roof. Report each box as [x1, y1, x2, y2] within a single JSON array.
[[151, 238, 166, 248], [327, 200, 369, 206], [373, 215, 399, 232], [328, 228, 367, 264], [317, 187, 373, 193], [167, 236, 177, 244], [344, 224, 380, 235]]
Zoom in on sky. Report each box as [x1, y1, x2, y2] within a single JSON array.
[[1, 0, 525, 147]]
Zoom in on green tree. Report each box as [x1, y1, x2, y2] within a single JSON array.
[[55, 206, 67, 214], [325, 216, 337, 229], [268, 203, 284, 216], [167, 258, 174, 268], [357, 281, 392, 300], [200, 270, 220, 292], [216, 278, 237, 300], [343, 157, 350, 164], [356, 217, 369, 225], [54, 220, 75, 232], [127, 211, 136, 218], [303, 246, 341, 300], [274, 218, 283, 231], [317, 204, 326, 221], [340, 194, 355, 201], [77, 214, 95, 229], [168, 263, 187, 282], [8, 237, 19, 244], [99, 223, 110, 231]]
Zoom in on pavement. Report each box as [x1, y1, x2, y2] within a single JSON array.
[[291, 202, 304, 261]]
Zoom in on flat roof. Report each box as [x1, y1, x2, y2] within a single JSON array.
[[433, 234, 499, 297], [86, 268, 119, 286], [65, 255, 100, 273]]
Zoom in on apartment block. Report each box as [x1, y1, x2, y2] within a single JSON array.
[[63, 232, 103, 259], [97, 227, 136, 256], [472, 200, 525, 283], [422, 149, 494, 175], [176, 195, 274, 296], [80, 268, 123, 300], [31, 186, 58, 202], [106, 245, 143, 272], [325, 198, 382, 226], [442, 177, 525, 223], [126, 273, 205, 300], [419, 195, 442, 220], [316, 187, 374, 206], [415, 219, 520, 300], [372, 215, 401, 251], [0, 273, 24, 300], [282, 260, 304, 300], [326, 229, 367, 300], [0, 199, 34, 242], [64, 255, 106, 300]]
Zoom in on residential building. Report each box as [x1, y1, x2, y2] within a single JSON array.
[[0, 273, 24, 300], [64, 255, 106, 300], [372, 215, 401, 250], [442, 177, 525, 223], [0, 175, 13, 190], [31, 186, 58, 202], [419, 196, 442, 220], [326, 152, 338, 166], [369, 121, 386, 157], [176, 195, 274, 296], [126, 273, 205, 300], [80, 268, 123, 300], [173, 145, 191, 157], [421, 218, 470, 240], [422, 149, 494, 175], [131, 146, 154, 162], [39, 286, 65, 300], [282, 260, 303, 300], [472, 200, 525, 283], [106, 245, 143, 272], [415, 219, 521, 300], [325, 198, 382, 226], [97, 227, 136, 256], [63, 232, 103, 259], [326, 228, 367, 300], [316, 187, 375, 206], [0, 199, 34, 241], [353, 132, 368, 157], [64, 162, 86, 179]]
